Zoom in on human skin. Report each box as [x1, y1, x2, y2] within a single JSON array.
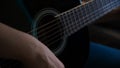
[[0, 23, 64, 68]]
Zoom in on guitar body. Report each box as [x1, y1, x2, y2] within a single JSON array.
[[0, 0, 89, 68]]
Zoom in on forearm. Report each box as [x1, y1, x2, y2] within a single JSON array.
[[0, 23, 64, 68], [0, 23, 35, 59]]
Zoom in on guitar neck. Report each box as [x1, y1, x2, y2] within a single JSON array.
[[56, 0, 120, 37]]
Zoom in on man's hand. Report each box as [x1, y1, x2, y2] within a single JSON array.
[[0, 23, 64, 68]]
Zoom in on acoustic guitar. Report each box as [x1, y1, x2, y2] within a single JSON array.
[[0, 0, 120, 68], [17, 0, 120, 55]]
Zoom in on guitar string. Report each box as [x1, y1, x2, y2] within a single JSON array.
[[27, 18, 59, 34], [37, 0, 115, 39], [37, 9, 90, 41], [37, 0, 114, 42], [41, 0, 119, 46], [37, 0, 119, 46], [37, 20, 61, 36], [47, 0, 120, 46], [26, 0, 118, 46], [27, 0, 94, 34], [36, 0, 100, 37], [29, 0, 114, 35], [27, 2, 115, 33], [28, 6, 89, 35], [37, 22, 62, 39]]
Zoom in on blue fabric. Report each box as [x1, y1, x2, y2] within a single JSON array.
[[84, 42, 120, 68]]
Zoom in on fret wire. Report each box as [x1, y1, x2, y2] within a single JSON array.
[[110, 0, 112, 3], [65, 12, 78, 34], [94, 0, 102, 20], [97, 0, 102, 9], [83, 5, 87, 16], [102, 0, 106, 6], [80, 2, 100, 28], [66, 11, 73, 34], [85, 3, 90, 14], [87, 0, 95, 21], [107, 0, 110, 4], [107, 0, 111, 6], [98, 0, 103, 8], [91, 1, 98, 20], [80, 5, 86, 19], [113, 0, 120, 9], [76, 7, 83, 19], [88, 1, 94, 13], [85, 0, 114, 24], [100, 0, 104, 7], [93, 0, 118, 24], [79, 7, 86, 25], [60, 14, 69, 36], [83, 3, 91, 23], [107, 0, 116, 12], [68, 11, 75, 34], [85, 1, 94, 22], [78, 6, 85, 25], [89, 0, 116, 22], [114, 0, 118, 7], [91, 1, 97, 15], [110, 0, 115, 10], [96, 0, 106, 17], [82, 5, 87, 25], [116, 0, 120, 7], [93, 0, 100, 19], [65, 12, 73, 36], [59, 0, 120, 37], [102, 0, 107, 13], [87, 1, 96, 21], [104, 0, 109, 5], [79, 0, 106, 27], [80, 4, 90, 25], [80, 1, 113, 28], [106, 0, 110, 5], [94, 0, 111, 19], [96, 0, 106, 18], [62, 10, 80, 35], [117, 0, 120, 7], [64, 13, 71, 35], [72, 11, 77, 33], [104, 0, 107, 5], [76, 9, 83, 29], [93, 0, 118, 21], [64, 11, 77, 36], [98, 0, 108, 16], [94, 0, 99, 9], [98, 1, 111, 17], [70, 9, 83, 34], [92, 0, 98, 10], [63, 13, 70, 35], [72, 9, 79, 32], [64, 6, 87, 34], [75, 7, 83, 29], [109, 0, 114, 11], [106, 0, 115, 13]]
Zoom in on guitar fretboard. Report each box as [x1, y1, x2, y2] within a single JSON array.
[[56, 0, 120, 37]]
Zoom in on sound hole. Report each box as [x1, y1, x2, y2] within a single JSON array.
[[32, 9, 66, 55], [36, 14, 64, 52]]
